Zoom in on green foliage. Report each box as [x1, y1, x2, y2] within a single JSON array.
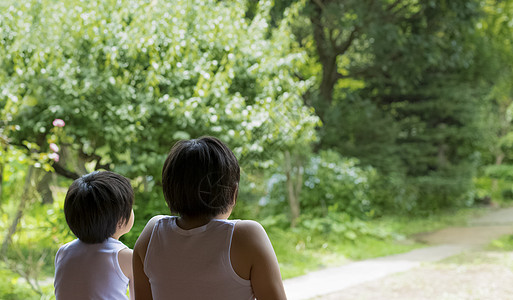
[[265, 206, 477, 278], [321, 98, 402, 173], [269, 0, 495, 213], [1, 184, 72, 286], [488, 234, 513, 251], [484, 165, 513, 181], [0, 0, 319, 252], [474, 175, 513, 205], [477, 0, 513, 165], [2, 0, 513, 292], [262, 150, 375, 220], [301, 151, 375, 218], [375, 206, 489, 236], [360, 5, 488, 211], [1, 0, 319, 180], [0, 267, 41, 300], [298, 212, 389, 240]]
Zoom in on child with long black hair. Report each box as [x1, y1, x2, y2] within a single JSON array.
[[133, 136, 286, 299]]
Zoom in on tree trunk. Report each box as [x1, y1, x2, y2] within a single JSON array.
[[36, 170, 54, 204], [284, 151, 301, 227], [0, 162, 3, 210], [437, 144, 448, 169], [310, 2, 337, 122], [1, 166, 34, 257], [491, 152, 505, 193]]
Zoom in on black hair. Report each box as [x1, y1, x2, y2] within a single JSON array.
[[64, 171, 134, 244], [162, 136, 240, 218]]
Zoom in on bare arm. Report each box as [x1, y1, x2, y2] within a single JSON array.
[[133, 215, 164, 300], [118, 248, 134, 300], [232, 220, 287, 300]]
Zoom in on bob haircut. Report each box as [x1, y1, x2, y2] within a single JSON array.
[[64, 171, 134, 244], [162, 136, 240, 218]]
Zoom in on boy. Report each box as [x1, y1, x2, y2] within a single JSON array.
[[54, 171, 135, 300]]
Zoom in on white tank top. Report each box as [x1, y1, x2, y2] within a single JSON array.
[[144, 216, 255, 300], [54, 238, 129, 300]]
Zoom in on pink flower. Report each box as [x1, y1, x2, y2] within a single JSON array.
[[49, 143, 59, 152], [52, 119, 65, 127], [49, 153, 60, 162]]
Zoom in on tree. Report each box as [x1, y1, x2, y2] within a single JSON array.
[[1, 0, 319, 221], [271, 0, 491, 212], [476, 0, 513, 195]]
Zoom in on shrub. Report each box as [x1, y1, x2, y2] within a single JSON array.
[[262, 150, 376, 221]]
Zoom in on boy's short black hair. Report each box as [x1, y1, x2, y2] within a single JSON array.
[[162, 136, 240, 218], [64, 171, 134, 244]]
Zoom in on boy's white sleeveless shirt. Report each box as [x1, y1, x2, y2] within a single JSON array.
[[144, 216, 255, 300], [54, 237, 129, 300]]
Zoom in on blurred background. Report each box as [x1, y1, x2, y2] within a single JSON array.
[[2, 0, 513, 298]]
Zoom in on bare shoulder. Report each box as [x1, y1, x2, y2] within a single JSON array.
[[135, 216, 165, 243], [233, 220, 272, 252], [119, 248, 133, 260], [146, 215, 166, 228], [234, 219, 268, 234], [134, 215, 166, 255], [233, 220, 287, 299], [231, 220, 273, 280], [133, 215, 166, 300], [118, 248, 133, 279]]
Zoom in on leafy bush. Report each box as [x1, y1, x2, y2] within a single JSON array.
[[484, 164, 513, 181], [474, 174, 513, 205], [2, 0, 319, 181], [298, 212, 390, 241], [501, 188, 513, 201], [265, 211, 412, 278], [301, 151, 375, 218], [262, 150, 376, 221], [0, 267, 46, 300]]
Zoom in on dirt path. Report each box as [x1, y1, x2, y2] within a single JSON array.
[[284, 207, 513, 300], [319, 250, 513, 300]]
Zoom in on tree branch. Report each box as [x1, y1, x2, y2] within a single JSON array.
[[79, 148, 110, 170], [294, 72, 306, 81], [310, 5, 329, 63], [53, 163, 80, 180], [385, 2, 424, 23], [79, 148, 102, 163], [334, 26, 359, 55], [94, 160, 111, 171], [335, 71, 350, 80], [386, 0, 403, 12], [311, 0, 326, 10]]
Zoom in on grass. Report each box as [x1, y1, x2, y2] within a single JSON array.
[[0, 198, 495, 298], [271, 206, 491, 279], [437, 233, 513, 269], [487, 234, 513, 251]]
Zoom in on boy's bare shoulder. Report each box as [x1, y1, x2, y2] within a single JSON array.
[[119, 247, 133, 257], [118, 248, 133, 279]]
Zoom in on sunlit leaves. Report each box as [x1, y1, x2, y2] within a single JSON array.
[[1, 0, 319, 181]]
